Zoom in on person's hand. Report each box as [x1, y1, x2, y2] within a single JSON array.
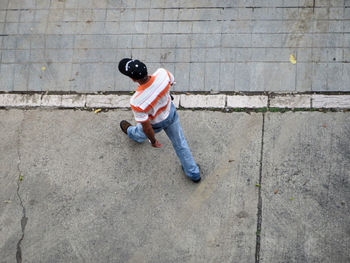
[[151, 140, 163, 148]]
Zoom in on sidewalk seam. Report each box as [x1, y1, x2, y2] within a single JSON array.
[[255, 113, 265, 263]]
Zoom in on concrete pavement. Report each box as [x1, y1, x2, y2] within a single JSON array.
[[261, 112, 350, 263], [0, 108, 349, 262]]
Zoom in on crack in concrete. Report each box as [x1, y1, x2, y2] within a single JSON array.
[[255, 113, 265, 263], [15, 112, 27, 263]]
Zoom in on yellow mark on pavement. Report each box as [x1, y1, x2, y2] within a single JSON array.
[[289, 54, 297, 64]]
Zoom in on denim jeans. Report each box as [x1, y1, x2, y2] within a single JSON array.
[[127, 103, 200, 180]]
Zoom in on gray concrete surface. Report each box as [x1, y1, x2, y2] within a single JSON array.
[[0, 111, 23, 262], [260, 112, 350, 263], [1, 109, 349, 262], [0, 0, 349, 92], [0, 109, 262, 262]]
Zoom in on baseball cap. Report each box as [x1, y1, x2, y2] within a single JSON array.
[[118, 58, 147, 80]]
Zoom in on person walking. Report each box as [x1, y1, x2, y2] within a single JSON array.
[[118, 58, 201, 183]]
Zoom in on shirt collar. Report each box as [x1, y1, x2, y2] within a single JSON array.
[[136, 76, 155, 91]]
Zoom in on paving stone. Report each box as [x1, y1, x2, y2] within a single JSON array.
[[236, 48, 252, 62], [73, 63, 115, 92], [180, 94, 226, 108], [205, 63, 220, 91], [9, 50, 30, 63], [220, 48, 235, 62], [27, 63, 72, 91], [30, 49, 46, 62], [311, 63, 329, 91], [174, 63, 190, 90], [13, 64, 29, 91], [51, 0, 66, 9], [252, 7, 283, 19], [0, 93, 41, 107], [0, 0, 9, 9], [175, 49, 191, 63], [227, 95, 268, 108], [63, 9, 78, 22], [205, 48, 222, 62], [163, 9, 178, 20], [0, 11, 6, 22], [270, 95, 311, 108], [4, 22, 18, 34], [189, 63, 205, 91], [327, 63, 345, 91], [1, 50, 16, 63], [190, 48, 206, 63], [176, 21, 192, 34], [6, 10, 20, 22], [114, 73, 133, 91], [34, 10, 49, 22], [0, 23, 5, 35], [0, 64, 15, 91], [296, 63, 313, 92], [250, 63, 296, 92], [41, 95, 62, 107], [172, 94, 180, 107], [46, 35, 75, 49], [131, 35, 147, 48], [219, 63, 235, 91], [235, 63, 253, 91], [15, 35, 31, 49], [61, 94, 87, 107], [2, 36, 16, 50], [85, 94, 130, 108], [312, 95, 350, 108], [222, 34, 251, 48], [102, 35, 119, 49]]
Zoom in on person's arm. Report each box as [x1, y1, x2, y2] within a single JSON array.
[[167, 70, 175, 85], [141, 120, 162, 148]]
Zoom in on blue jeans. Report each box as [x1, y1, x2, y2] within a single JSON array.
[[127, 103, 200, 180]]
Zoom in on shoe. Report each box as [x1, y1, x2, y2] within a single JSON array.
[[120, 120, 131, 135], [182, 164, 201, 183], [192, 177, 201, 183]]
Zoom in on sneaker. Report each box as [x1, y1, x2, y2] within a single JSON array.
[[192, 177, 201, 183], [120, 120, 131, 135], [182, 164, 201, 183]]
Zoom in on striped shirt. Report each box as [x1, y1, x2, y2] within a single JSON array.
[[130, 68, 175, 124]]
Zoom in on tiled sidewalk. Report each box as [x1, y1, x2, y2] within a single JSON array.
[[0, 0, 349, 92]]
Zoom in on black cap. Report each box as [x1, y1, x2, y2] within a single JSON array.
[[118, 58, 147, 80]]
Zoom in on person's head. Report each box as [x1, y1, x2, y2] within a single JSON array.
[[118, 58, 148, 82]]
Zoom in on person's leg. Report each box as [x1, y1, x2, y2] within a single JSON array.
[[127, 123, 163, 143], [127, 123, 147, 143], [164, 113, 200, 181]]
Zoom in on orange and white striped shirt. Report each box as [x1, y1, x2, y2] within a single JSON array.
[[130, 68, 175, 124]]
